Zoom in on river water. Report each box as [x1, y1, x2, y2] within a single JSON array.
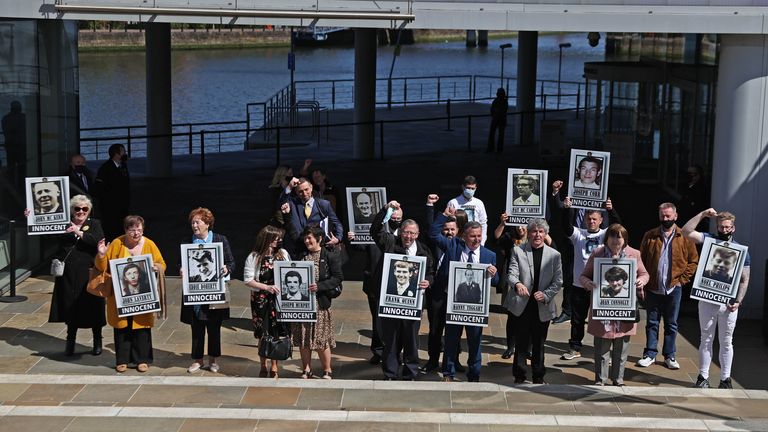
[[79, 33, 604, 129]]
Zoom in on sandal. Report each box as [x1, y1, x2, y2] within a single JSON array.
[[270, 369, 279, 379], [301, 369, 313, 379], [322, 371, 333, 380], [116, 364, 127, 373], [137, 363, 149, 373]]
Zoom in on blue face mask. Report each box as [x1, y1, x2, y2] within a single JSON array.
[[463, 188, 475, 198]]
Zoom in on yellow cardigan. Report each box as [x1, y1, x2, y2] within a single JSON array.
[[95, 236, 167, 329]]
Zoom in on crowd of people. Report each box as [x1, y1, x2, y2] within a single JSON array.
[[39, 148, 749, 389]]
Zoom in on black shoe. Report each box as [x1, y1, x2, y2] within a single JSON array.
[[694, 374, 710, 389], [501, 348, 514, 359], [454, 361, 466, 373], [419, 361, 439, 374], [552, 313, 570, 324], [532, 377, 546, 384], [65, 339, 75, 356], [514, 376, 526, 384], [92, 338, 102, 356], [369, 354, 381, 365], [718, 377, 733, 389]]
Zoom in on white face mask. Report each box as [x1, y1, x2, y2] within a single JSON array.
[[463, 188, 475, 198]]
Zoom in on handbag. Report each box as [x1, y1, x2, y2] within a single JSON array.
[[51, 238, 79, 277], [86, 268, 113, 298], [323, 254, 343, 299], [258, 333, 293, 360]]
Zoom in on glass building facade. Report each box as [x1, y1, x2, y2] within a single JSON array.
[[0, 19, 79, 293]]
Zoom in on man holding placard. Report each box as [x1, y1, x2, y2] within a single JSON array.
[[682, 208, 750, 389]]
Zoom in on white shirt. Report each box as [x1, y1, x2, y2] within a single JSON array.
[[447, 194, 488, 245]]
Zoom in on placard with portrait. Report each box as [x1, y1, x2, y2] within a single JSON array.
[[591, 258, 637, 321], [504, 168, 548, 226], [275, 260, 317, 322], [378, 253, 427, 321], [346, 187, 387, 244], [25, 176, 70, 235], [691, 237, 749, 306], [109, 254, 161, 318], [446, 261, 491, 327], [567, 149, 611, 210], [180, 242, 226, 306]]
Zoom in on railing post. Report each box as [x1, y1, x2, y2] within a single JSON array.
[[539, 80, 545, 109], [379, 120, 384, 160], [467, 115, 472, 151], [332, 81, 336, 110], [188, 124, 193, 154], [126, 128, 132, 157], [276, 126, 281, 167], [437, 77, 441, 103], [387, 78, 392, 110], [246, 107, 251, 146], [543, 95, 547, 120], [200, 130, 206, 176], [446, 99, 453, 131], [471, 76, 476, 102], [0, 219, 27, 303], [403, 79, 407, 107], [576, 84, 581, 120]]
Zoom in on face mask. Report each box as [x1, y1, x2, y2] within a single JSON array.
[[716, 232, 731, 241], [463, 188, 475, 198], [388, 220, 401, 231], [74, 165, 86, 174], [660, 220, 675, 229]]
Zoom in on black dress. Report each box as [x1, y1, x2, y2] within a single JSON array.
[[49, 218, 106, 328]]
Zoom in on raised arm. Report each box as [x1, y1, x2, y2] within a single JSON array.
[[681, 208, 716, 244]]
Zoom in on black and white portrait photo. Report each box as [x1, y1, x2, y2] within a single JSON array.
[[505, 169, 548, 226], [274, 260, 317, 322], [692, 238, 749, 305], [446, 261, 491, 327], [25, 176, 71, 235], [590, 258, 636, 321], [180, 243, 227, 305], [567, 149, 611, 209], [378, 253, 427, 320], [600, 265, 630, 299], [109, 254, 161, 317], [346, 187, 387, 244]]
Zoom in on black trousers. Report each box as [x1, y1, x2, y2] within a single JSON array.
[[512, 303, 550, 380], [67, 324, 102, 341], [487, 120, 506, 152], [568, 286, 591, 351], [380, 316, 420, 379], [114, 319, 153, 365], [190, 317, 222, 359], [426, 290, 447, 363], [367, 294, 384, 357]]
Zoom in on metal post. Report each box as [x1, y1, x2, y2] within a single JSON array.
[[200, 130, 206, 176], [127, 128, 132, 157], [379, 120, 384, 160], [467, 115, 472, 151], [499, 43, 512, 88], [403, 80, 407, 107], [543, 95, 547, 120], [332, 81, 336, 109], [188, 124, 193, 154], [576, 84, 581, 119], [1, 220, 26, 303], [446, 99, 453, 131], [387, 78, 392, 110], [539, 80, 545, 109], [437, 77, 441, 103], [557, 42, 571, 110]]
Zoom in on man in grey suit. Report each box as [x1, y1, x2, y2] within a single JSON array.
[[504, 218, 563, 384]]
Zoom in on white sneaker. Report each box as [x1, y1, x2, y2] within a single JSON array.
[[636, 356, 655, 367], [561, 350, 581, 360], [187, 362, 202, 373], [208, 363, 220, 373], [664, 357, 680, 370]]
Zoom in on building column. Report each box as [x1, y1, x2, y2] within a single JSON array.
[[353, 28, 377, 160], [711, 34, 768, 319], [466, 30, 477, 47], [145, 23, 172, 177], [477, 30, 488, 47], [517, 31, 538, 147]]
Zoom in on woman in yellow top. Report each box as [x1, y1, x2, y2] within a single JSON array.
[[96, 215, 166, 373]]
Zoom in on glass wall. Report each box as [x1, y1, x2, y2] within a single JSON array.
[[0, 19, 79, 293]]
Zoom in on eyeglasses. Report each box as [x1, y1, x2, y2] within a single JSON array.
[[73, 206, 89, 212], [401, 230, 419, 236], [127, 228, 143, 234]]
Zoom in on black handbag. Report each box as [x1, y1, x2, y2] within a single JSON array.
[[258, 334, 293, 360]]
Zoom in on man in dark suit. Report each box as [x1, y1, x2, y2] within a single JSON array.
[[32, 181, 63, 214], [281, 177, 343, 258], [386, 260, 418, 297], [94, 144, 130, 241], [67, 154, 95, 199], [353, 192, 375, 224], [504, 218, 563, 384], [455, 269, 482, 303], [371, 200, 435, 380], [431, 208, 498, 382]]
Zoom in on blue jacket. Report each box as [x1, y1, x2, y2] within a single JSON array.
[[281, 192, 343, 257], [430, 213, 498, 292]]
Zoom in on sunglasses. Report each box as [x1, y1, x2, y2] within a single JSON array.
[[73, 206, 90, 212]]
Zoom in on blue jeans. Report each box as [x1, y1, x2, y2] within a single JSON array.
[[443, 324, 482, 380], [643, 286, 682, 359]]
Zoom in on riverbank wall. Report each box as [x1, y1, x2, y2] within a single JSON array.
[[78, 28, 518, 51]]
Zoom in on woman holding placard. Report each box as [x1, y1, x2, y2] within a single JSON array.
[[96, 215, 166, 373]]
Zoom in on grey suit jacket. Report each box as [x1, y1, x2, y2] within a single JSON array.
[[503, 243, 563, 322]]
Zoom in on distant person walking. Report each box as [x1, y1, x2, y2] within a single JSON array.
[[487, 88, 508, 153], [94, 144, 130, 241]]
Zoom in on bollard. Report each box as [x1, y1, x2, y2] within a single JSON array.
[[446, 99, 453, 131], [0, 220, 27, 303]]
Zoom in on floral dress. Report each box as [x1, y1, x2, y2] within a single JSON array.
[[291, 250, 336, 350], [249, 254, 288, 339]]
